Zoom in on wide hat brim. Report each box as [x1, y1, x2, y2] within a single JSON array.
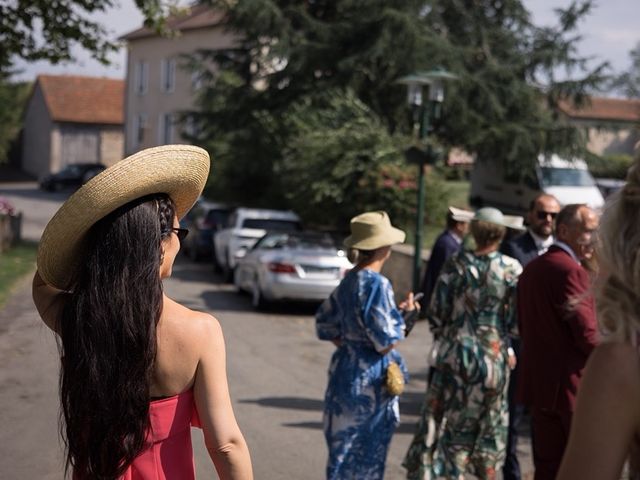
[[472, 207, 522, 229], [37, 145, 210, 290], [344, 227, 406, 250]]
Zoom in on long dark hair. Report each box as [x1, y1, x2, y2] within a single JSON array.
[[59, 193, 175, 479]]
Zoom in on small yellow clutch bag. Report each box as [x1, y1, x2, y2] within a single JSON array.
[[385, 361, 405, 396]]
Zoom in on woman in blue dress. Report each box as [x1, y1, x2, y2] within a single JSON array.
[[316, 210, 418, 480]]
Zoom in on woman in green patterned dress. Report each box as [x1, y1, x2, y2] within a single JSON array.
[[403, 207, 523, 480]]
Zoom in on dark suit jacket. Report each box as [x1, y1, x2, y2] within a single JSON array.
[[420, 230, 461, 308], [501, 231, 539, 268], [517, 245, 598, 412]]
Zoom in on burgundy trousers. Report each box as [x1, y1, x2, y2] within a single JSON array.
[[531, 407, 573, 480]]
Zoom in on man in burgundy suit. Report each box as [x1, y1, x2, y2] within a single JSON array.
[[517, 203, 599, 480]]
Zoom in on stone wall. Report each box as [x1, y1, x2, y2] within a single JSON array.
[[381, 244, 429, 299]]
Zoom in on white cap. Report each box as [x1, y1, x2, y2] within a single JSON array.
[[449, 206, 474, 222]]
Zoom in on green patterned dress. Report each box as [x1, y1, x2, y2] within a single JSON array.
[[403, 250, 522, 480]]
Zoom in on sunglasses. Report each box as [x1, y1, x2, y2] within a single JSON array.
[[168, 227, 189, 242], [536, 211, 558, 220]]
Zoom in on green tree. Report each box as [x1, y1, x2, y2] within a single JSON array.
[[0, 76, 30, 164], [610, 41, 640, 98], [0, 0, 174, 75], [190, 0, 607, 228], [277, 89, 419, 228], [424, 0, 608, 170]]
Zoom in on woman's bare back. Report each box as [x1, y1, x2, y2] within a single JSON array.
[[151, 295, 211, 397]]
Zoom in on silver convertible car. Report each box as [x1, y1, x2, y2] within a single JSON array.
[[234, 231, 353, 309]]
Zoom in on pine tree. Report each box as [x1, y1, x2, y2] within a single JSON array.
[[610, 41, 640, 98], [190, 0, 608, 219]]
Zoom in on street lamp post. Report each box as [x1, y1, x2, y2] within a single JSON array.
[[397, 68, 457, 293]]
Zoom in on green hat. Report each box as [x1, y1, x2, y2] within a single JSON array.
[[472, 207, 523, 229]]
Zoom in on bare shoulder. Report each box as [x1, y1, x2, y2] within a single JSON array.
[[583, 341, 640, 399], [162, 297, 223, 347]]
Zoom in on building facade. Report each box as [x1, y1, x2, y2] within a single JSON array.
[[121, 5, 238, 155], [559, 97, 640, 156]]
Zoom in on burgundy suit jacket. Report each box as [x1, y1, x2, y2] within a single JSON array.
[[517, 245, 598, 412]]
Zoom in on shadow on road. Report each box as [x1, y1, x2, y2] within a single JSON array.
[[240, 396, 324, 411], [282, 421, 323, 430]]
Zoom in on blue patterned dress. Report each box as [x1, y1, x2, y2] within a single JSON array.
[[316, 268, 407, 480]]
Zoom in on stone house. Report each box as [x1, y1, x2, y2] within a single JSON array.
[[22, 75, 124, 179], [558, 96, 640, 156]]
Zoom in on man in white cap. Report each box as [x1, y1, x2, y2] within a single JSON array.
[[419, 206, 473, 311]]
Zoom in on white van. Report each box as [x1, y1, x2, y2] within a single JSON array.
[[469, 154, 604, 214]]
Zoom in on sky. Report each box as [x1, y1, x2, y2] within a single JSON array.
[[11, 0, 640, 90]]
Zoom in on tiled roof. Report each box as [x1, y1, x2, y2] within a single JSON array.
[[558, 96, 640, 123], [37, 75, 124, 125], [121, 4, 224, 41]]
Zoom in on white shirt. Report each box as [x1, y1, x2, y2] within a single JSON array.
[[528, 229, 554, 256], [449, 230, 463, 245]]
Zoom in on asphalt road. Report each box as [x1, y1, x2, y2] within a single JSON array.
[[0, 183, 533, 479]]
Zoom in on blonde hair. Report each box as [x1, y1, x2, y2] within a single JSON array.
[[470, 220, 506, 249], [597, 156, 640, 343]]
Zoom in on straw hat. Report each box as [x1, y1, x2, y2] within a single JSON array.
[[473, 207, 524, 230], [37, 145, 210, 290], [343, 211, 406, 250]]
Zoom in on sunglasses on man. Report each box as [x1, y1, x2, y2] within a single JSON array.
[[536, 211, 558, 220]]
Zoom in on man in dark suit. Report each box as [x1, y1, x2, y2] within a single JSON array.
[[500, 194, 560, 480], [517, 203, 599, 480], [419, 206, 473, 310]]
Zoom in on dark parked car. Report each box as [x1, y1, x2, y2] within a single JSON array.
[[181, 199, 232, 261], [39, 163, 106, 192]]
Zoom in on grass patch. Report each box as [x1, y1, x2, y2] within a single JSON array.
[[0, 241, 37, 308]]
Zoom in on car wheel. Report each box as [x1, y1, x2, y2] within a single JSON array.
[[212, 247, 222, 273], [251, 277, 269, 311], [222, 251, 234, 283]]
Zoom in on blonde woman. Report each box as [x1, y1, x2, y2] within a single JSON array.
[[557, 160, 640, 480], [403, 207, 522, 480]]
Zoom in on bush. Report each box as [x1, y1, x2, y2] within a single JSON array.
[[278, 89, 451, 231], [585, 152, 634, 179]]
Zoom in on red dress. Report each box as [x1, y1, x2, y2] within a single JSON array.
[[122, 389, 202, 480], [74, 389, 202, 480]]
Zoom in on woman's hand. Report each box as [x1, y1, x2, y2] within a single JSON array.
[[507, 347, 517, 370], [399, 292, 422, 312]]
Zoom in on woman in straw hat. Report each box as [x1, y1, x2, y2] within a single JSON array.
[[557, 159, 640, 480], [316, 210, 418, 480], [403, 207, 522, 480], [32, 146, 253, 479]]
